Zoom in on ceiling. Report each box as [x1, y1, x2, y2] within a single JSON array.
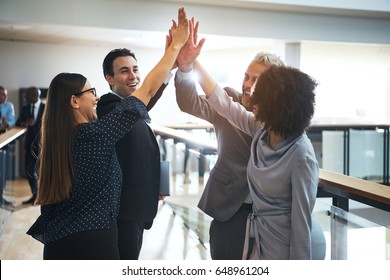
[[0, 20, 279, 50], [0, 0, 389, 50]]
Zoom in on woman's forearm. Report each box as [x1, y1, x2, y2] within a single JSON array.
[[193, 60, 217, 98]]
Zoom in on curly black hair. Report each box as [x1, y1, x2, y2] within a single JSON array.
[[252, 66, 317, 138]]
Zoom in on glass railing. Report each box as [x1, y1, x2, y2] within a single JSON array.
[[159, 128, 390, 260], [313, 199, 389, 260], [166, 198, 390, 260], [166, 201, 212, 247]]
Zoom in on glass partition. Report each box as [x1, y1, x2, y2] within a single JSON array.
[[308, 126, 389, 185], [160, 126, 390, 260], [166, 197, 389, 260], [314, 198, 389, 260]]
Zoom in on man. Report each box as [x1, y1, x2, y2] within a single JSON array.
[[97, 48, 170, 259], [174, 27, 285, 259], [0, 86, 15, 130], [0, 85, 15, 208], [16, 87, 45, 204]]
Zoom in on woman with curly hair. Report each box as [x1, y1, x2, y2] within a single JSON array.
[[204, 63, 321, 259], [175, 38, 324, 258]]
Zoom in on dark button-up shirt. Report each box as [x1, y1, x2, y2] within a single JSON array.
[[27, 96, 149, 244]]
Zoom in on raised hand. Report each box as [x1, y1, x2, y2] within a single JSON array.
[[169, 7, 190, 51], [131, 7, 190, 106], [176, 17, 205, 72]]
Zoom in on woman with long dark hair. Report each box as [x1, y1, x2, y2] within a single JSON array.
[[27, 7, 189, 260]]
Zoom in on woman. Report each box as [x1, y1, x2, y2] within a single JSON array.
[[27, 7, 189, 260], [177, 53, 323, 258]]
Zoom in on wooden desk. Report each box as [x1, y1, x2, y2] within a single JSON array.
[[0, 127, 26, 202], [0, 127, 27, 149]]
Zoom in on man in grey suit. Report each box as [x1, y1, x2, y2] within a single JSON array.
[[175, 44, 285, 258]]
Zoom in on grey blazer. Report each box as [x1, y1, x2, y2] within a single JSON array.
[[175, 74, 252, 222]]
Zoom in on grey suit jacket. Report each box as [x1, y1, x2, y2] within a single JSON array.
[[175, 74, 252, 222]]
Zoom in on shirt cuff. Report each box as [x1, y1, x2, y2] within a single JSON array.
[[175, 68, 194, 83], [164, 72, 173, 85]]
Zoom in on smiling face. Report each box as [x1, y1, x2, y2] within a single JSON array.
[[72, 80, 100, 123], [106, 56, 141, 98], [241, 61, 269, 110]]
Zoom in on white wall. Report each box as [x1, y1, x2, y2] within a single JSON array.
[[1, 39, 390, 125], [0, 39, 286, 125], [301, 42, 390, 124], [0, 40, 163, 117]]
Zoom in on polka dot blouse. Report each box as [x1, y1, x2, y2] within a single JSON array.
[[27, 96, 149, 244]]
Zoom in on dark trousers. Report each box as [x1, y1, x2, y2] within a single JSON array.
[[25, 150, 38, 198], [209, 204, 252, 260], [44, 225, 119, 260], [0, 149, 6, 204], [117, 220, 145, 260]]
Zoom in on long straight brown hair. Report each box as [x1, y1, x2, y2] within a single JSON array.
[[35, 73, 87, 205]]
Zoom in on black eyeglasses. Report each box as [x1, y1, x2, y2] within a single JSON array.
[[74, 87, 97, 97]]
